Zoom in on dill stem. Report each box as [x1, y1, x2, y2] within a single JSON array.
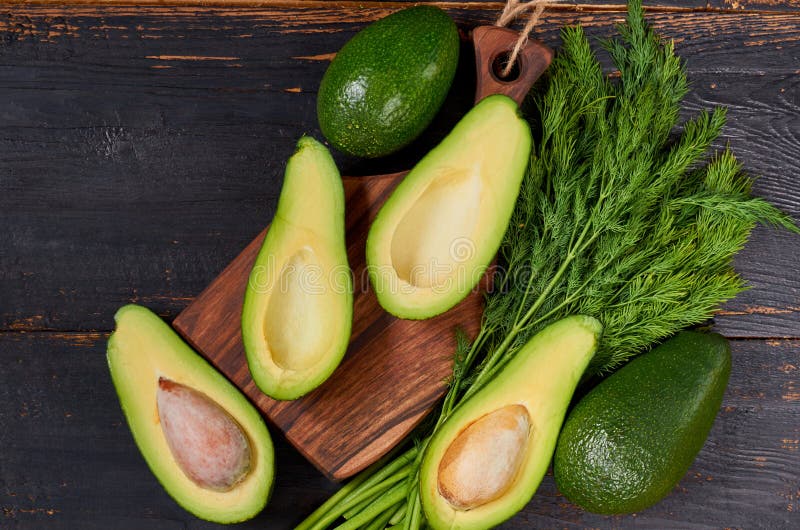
[[389, 503, 407, 525], [315, 469, 411, 530], [516, 216, 596, 330], [294, 468, 373, 530], [526, 231, 609, 330], [439, 326, 490, 420], [402, 488, 422, 530], [367, 503, 404, 530], [296, 449, 417, 530], [366, 446, 417, 484], [463, 221, 596, 401], [333, 482, 407, 530], [342, 488, 384, 519]]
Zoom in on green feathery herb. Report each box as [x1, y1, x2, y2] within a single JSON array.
[[296, 1, 798, 528]]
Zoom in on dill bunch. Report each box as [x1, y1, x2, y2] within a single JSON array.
[[296, 1, 798, 529], [481, 1, 798, 380], [481, 0, 798, 379]]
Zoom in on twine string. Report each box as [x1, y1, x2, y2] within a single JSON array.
[[495, 0, 557, 78]]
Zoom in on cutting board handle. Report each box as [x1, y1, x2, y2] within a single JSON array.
[[473, 26, 553, 105]]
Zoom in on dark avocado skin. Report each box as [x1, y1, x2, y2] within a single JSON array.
[[554, 331, 731, 515], [316, 6, 459, 158]]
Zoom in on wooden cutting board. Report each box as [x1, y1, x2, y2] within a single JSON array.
[[173, 26, 553, 481]]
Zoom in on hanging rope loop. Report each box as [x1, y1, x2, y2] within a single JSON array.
[[494, 0, 559, 78]]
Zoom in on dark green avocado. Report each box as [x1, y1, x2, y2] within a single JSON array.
[[317, 6, 459, 158], [554, 331, 731, 514]]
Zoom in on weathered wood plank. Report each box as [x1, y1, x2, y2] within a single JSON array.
[[1, 6, 798, 336], [1, 332, 796, 528], [3, 1, 800, 15], [2, 5, 800, 51]]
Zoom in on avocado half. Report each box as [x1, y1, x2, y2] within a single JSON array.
[[366, 95, 532, 320], [107, 305, 274, 524], [242, 136, 353, 400], [419, 316, 602, 529]]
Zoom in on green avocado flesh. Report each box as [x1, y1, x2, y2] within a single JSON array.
[[242, 136, 353, 400], [366, 95, 532, 320], [317, 5, 459, 158], [420, 316, 602, 529], [107, 305, 274, 524], [554, 331, 731, 515]]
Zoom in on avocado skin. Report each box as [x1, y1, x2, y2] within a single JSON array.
[[554, 331, 731, 515], [317, 6, 459, 158]]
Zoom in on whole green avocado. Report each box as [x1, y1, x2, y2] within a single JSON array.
[[554, 331, 731, 515], [317, 6, 459, 158]]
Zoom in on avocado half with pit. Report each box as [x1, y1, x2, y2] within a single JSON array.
[[107, 304, 274, 524], [242, 136, 353, 400], [366, 95, 532, 320], [419, 315, 602, 529]]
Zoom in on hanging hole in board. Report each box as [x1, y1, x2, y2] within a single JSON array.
[[491, 50, 521, 83]]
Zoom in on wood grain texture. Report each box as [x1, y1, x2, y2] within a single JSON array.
[[172, 173, 486, 480], [1, 6, 799, 336], [1, 332, 797, 528], [2, 1, 799, 14]]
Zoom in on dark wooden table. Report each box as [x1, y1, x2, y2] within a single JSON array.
[[1, 1, 798, 528]]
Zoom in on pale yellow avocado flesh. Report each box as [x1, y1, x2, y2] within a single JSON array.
[[390, 167, 483, 289], [265, 247, 334, 371], [420, 316, 602, 529], [367, 95, 532, 319], [242, 136, 352, 400], [107, 305, 274, 524]]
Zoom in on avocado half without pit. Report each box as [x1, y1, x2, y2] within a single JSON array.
[[419, 316, 602, 529], [107, 305, 274, 524], [242, 136, 353, 400], [366, 95, 532, 320]]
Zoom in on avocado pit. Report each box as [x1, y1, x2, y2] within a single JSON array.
[[157, 378, 252, 492], [437, 404, 531, 510]]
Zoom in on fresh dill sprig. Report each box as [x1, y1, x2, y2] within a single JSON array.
[[295, 1, 799, 528]]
